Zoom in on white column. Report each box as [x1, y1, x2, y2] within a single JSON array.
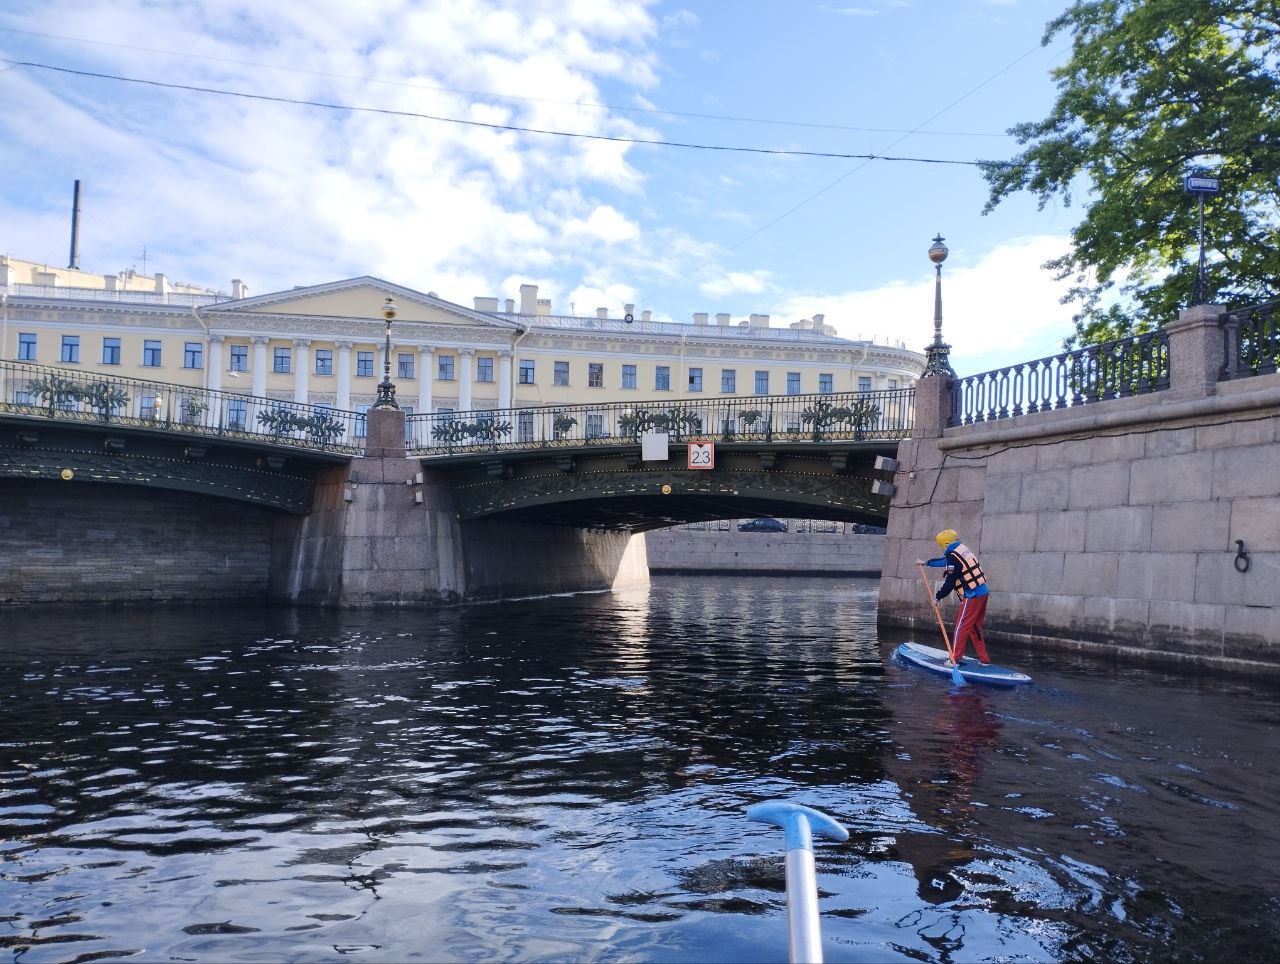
[[336, 341, 353, 410], [207, 335, 224, 392], [498, 350, 513, 410], [459, 348, 474, 412], [251, 336, 268, 398], [417, 346, 434, 414], [293, 339, 311, 404]]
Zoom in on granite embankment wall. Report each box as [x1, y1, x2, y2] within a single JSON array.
[[0, 479, 276, 604], [880, 306, 1280, 675], [647, 527, 884, 576]]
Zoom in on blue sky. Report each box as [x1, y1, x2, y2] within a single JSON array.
[[0, 0, 1083, 374]]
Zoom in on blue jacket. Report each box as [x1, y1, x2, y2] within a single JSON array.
[[925, 540, 989, 600]]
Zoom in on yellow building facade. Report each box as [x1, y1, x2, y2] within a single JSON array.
[[1, 256, 923, 430]]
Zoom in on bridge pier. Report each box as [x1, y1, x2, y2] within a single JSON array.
[[269, 408, 649, 607]]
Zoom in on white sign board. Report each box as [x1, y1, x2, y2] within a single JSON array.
[[687, 441, 715, 469], [641, 431, 669, 461]]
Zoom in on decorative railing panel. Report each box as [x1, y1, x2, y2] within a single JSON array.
[[1221, 299, 1280, 380], [406, 389, 914, 455], [950, 330, 1170, 426], [0, 361, 365, 455]]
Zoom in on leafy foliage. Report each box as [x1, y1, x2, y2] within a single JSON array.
[[982, 0, 1280, 345]]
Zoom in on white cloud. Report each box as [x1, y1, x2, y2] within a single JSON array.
[[0, 0, 667, 303], [699, 270, 771, 298]]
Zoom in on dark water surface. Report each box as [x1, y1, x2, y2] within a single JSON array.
[[3, 577, 1278, 963]]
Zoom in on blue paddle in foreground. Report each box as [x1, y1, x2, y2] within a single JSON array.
[[746, 801, 849, 964]]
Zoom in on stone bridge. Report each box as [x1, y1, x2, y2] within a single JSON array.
[[0, 362, 906, 605]]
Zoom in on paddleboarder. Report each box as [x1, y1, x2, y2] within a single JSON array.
[[917, 529, 990, 666]]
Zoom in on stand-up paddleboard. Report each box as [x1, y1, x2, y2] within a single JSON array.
[[895, 642, 1032, 687]]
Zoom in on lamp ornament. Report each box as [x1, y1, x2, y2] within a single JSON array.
[[922, 233, 955, 378], [374, 296, 399, 410]]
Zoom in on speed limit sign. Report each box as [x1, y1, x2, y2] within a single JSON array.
[[687, 441, 715, 469]]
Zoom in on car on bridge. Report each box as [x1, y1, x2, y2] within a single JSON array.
[[738, 518, 788, 532]]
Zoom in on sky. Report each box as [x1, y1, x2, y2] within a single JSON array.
[[0, 0, 1087, 375]]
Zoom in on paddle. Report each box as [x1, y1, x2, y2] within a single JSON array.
[[917, 562, 965, 687]]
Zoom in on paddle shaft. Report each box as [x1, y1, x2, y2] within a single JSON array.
[[917, 562, 956, 662]]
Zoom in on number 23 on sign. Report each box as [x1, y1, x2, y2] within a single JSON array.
[[687, 442, 714, 469]]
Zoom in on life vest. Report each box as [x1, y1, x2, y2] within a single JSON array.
[[950, 543, 987, 596]]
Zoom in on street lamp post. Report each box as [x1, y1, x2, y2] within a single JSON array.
[[922, 234, 954, 378], [374, 296, 399, 410]]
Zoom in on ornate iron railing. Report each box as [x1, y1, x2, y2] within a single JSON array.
[[405, 389, 914, 455], [1220, 299, 1280, 380], [950, 330, 1170, 426], [0, 360, 365, 455]]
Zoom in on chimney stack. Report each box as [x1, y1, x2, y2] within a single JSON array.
[[596, 307, 609, 319], [749, 313, 770, 329], [505, 298, 515, 313], [231, 279, 248, 299], [715, 312, 731, 326], [474, 296, 499, 311], [68, 179, 82, 270], [642, 310, 652, 322], [536, 298, 551, 316], [519, 283, 538, 315], [693, 312, 708, 325]]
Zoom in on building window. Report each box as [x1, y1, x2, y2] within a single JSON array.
[[721, 369, 736, 393], [226, 398, 247, 431], [398, 353, 414, 379], [786, 372, 801, 395], [819, 373, 833, 394], [755, 371, 769, 395], [230, 344, 248, 371], [357, 351, 374, 377], [655, 365, 670, 391], [18, 333, 36, 361], [476, 357, 494, 382], [143, 340, 162, 367], [553, 361, 570, 386], [622, 364, 637, 389], [588, 362, 604, 388], [354, 404, 369, 438], [102, 337, 121, 365], [858, 376, 872, 393], [272, 347, 291, 373], [438, 355, 455, 381], [517, 411, 535, 442], [139, 393, 159, 419], [688, 367, 703, 392], [184, 342, 203, 370], [61, 335, 80, 363], [586, 412, 604, 438], [888, 378, 898, 390], [519, 359, 535, 384]]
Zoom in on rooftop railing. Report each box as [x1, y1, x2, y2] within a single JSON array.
[[950, 329, 1170, 427], [7, 284, 230, 307], [502, 312, 912, 348], [406, 388, 914, 455], [0, 360, 364, 455]]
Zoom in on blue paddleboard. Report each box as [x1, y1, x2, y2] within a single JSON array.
[[895, 642, 1032, 687]]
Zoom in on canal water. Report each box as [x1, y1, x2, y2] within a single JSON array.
[[3, 576, 1278, 963]]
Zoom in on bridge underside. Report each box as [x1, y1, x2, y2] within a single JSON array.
[[434, 443, 895, 531], [0, 416, 346, 513]]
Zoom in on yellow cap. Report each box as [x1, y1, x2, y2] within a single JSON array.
[[935, 529, 958, 547]]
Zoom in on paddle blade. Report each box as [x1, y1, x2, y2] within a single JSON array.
[[951, 663, 966, 687]]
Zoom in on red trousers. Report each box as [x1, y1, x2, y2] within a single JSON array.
[[952, 593, 990, 663]]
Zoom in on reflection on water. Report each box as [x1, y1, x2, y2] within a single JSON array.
[[2, 577, 1278, 962]]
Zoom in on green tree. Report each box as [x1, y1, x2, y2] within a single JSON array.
[[983, 0, 1280, 345]]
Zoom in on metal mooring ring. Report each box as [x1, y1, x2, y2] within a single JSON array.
[[1234, 540, 1251, 573]]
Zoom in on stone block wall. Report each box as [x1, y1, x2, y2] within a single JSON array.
[[880, 367, 1280, 673], [0, 479, 275, 604], [646, 527, 884, 575]]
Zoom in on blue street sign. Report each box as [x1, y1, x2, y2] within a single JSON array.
[[1184, 175, 1220, 194]]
